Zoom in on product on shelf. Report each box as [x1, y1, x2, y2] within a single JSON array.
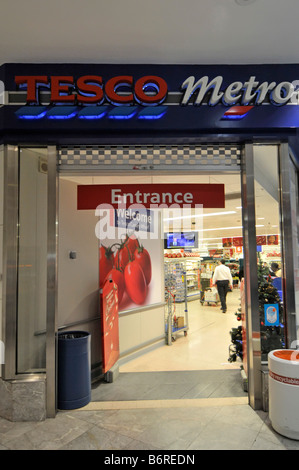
[[164, 249, 201, 300]]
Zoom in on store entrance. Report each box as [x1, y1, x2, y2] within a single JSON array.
[[58, 170, 248, 402], [56, 142, 287, 407]]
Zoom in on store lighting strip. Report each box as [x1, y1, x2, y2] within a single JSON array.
[[199, 224, 264, 232], [200, 237, 224, 241], [15, 105, 168, 121], [164, 225, 264, 234], [164, 211, 236, 221]]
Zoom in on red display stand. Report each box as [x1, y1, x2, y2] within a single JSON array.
[[100, 279, 119, 374]]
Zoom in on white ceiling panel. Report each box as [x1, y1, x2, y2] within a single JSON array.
[[1, 0, 299, 65]]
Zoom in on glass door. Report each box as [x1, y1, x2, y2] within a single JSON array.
[[17, 148, 48, 373], [253, 145, 285, 361], [2, 145, 58, 418], [242, 143, 298, 410]]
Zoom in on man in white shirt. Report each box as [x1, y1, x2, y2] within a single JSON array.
[[212, 259, 233, 313]]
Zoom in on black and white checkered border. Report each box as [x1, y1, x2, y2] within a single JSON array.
[[58, 145, 241, 168]]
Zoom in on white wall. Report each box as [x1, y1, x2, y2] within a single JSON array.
[[58, 179, 101, 367], [119, 305, 165, 358]]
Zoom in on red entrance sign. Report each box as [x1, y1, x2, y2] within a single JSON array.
[[77, 184, 225, 210]]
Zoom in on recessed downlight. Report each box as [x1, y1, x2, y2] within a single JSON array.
[[235, 0, 256, 5]]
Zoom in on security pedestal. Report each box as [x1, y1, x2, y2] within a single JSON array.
[[269, 349, 299, 440]]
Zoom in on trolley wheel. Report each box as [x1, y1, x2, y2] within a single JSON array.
[[184, 330, 187, 337], [172, 336, 176, 342]]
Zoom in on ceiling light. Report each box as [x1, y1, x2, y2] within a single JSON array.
[[164, 211, 236, 221], [235, 0, 256, 5], [200, 226, 241, 232], [199, 224, 263, 233], [201, 211, 236, 218], [201, 237, 223, 241]]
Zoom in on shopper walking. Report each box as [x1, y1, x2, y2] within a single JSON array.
[[212, 259, 233, 313], [269, 262, 281, 277]]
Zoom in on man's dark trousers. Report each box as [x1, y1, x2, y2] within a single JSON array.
[[216, 280, 229, 312]]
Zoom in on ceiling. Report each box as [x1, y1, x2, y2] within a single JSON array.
[[1, 0, 299, 65]]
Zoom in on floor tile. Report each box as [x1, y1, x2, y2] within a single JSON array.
[[60, 425, 135, 450], [91, 369, 247, 402], [187, 417, 259, 450], [2, 288, 295, 450]]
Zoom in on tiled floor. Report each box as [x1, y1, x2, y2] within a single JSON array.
[[91, 369, 247, 402], [1, 399, 299, 450], [1, 288, 299, 450]]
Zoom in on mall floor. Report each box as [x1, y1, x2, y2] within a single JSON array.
[[1, 289, 299, 450]]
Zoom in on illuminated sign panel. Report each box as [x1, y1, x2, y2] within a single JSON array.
[[15, 74, 299, 107], [14, 75, 168, 106], [181, 76, 299, 106], [1, 63, 299, 129]]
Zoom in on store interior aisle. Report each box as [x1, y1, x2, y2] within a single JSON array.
[[120, 287, 242, 373], [91, 288, 245, 402]]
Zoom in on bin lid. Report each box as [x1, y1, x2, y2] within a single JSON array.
[[273, 350, 299, 361], [58, 331, 90, 340]]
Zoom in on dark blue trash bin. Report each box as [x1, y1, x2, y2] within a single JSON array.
[[57, 331, 91, 410]]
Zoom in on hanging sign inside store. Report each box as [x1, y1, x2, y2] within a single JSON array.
[[232, 237, 243, 247], [222, 238, 233, 247], [77, 183, 225, 210], [229, 235, 279, 247], [228, 236, 279, 248]]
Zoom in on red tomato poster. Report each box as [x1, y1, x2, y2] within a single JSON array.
[[100, 279, 119, 374], [98, 209, 163, 313]]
